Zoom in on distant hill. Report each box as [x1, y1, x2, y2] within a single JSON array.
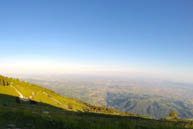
[[0, 75, 124, 115], [23, 76, 193, 119], [106, 92, 193, 119], [1, 75, 193, 129]]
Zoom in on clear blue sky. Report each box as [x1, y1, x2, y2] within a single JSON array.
[[0, 0, 193, 82]]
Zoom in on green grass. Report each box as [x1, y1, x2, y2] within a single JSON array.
[[0, 75, 122, 114], [1, 75, 193, 129], [0, 94, 193, 129], [0, 86, 18, 96]]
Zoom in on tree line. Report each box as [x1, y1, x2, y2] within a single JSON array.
[[0, 76, 10, 86]]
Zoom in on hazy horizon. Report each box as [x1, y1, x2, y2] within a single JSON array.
[[1, 0, 193, 83]]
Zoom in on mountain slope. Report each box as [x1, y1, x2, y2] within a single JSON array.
[[2, 94, 193, 129], [25, 78, 193, 119], [0, 75, 123, 115], [106, 92, 193, 119], [1, 75, 193, 129]]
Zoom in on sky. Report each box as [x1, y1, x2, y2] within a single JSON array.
[[0, 0, 193, 82]]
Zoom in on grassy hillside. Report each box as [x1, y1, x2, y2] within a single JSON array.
[[1, 94, 193, 129], [25, 77, 193, 119], [0, 75, 124, 115], [1, 75, 193, 129]]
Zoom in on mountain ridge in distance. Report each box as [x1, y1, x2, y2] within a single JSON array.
[[1, 74, 193, 129], [0, 75, 127, 115], [23, 75, 193, 119]]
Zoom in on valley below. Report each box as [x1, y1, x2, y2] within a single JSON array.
[[2, 74, 193, 129], [21, 75, 193, 119]]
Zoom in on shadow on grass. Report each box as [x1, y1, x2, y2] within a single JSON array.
[[0, 93, 193, 129]]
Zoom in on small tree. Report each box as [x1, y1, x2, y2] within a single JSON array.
[[169, 111, 178, 118], [2, 80, 5, 86], [0, 79, 2, 86]]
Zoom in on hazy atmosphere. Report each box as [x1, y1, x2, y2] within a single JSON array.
[[1, 0, 193, 83], [1, 1, 193, 129]]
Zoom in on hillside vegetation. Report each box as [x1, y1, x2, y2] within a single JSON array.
[[1, 75, 193, 129], [25, 77, 193, 119], [0, 75, 123, 115]]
